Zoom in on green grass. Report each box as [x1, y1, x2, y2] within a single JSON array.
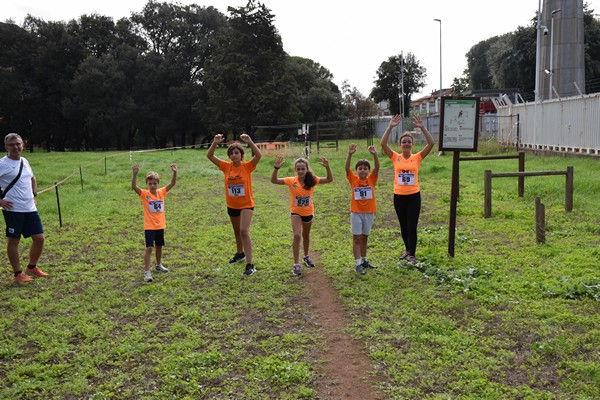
[[0, 141, 598, 399]]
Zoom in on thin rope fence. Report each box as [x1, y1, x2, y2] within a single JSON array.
[[33, 145, 198, 227], [35, 145, 197, 196]]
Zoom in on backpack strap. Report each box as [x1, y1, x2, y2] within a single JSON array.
[[0, 159, 24, 200]]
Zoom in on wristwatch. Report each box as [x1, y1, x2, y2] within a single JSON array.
[[33, 191, 37, 197]]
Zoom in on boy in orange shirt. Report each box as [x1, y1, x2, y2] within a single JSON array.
[[132, 163, 177, 282], [345, 144, 379, 274]]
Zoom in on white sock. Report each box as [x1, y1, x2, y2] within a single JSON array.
[[356, 259, 362, 266]]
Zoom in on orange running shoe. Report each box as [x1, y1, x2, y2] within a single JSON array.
[[13, 273, 33, 282], [25, 266, 48, 277]]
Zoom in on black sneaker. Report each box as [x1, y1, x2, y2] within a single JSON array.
[[355, 263, 366, 275], [302, 255, 315, 267], [244, 264, 255, 276], [292, 264, 302, 276], [229, 252, 246, 264], [362, 260, 377, 269]]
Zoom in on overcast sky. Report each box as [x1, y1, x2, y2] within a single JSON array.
[[3, 0, 600, 98]]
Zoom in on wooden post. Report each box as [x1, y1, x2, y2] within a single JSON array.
[[535, 197, 545, 244], [79, 166, 84, 191], [55, 182, 62, 228], [518, 151, 525, 197], [484, 170, 492, 218], [448, 151, 460, 257], [565, 166, 574, 212]]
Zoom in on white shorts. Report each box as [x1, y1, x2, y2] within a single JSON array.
[[350, 212, 375, 236]]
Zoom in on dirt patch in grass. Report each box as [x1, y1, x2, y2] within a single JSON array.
[[300, 255, 383, 400]]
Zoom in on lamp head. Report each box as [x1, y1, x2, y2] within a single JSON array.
[[543, 26, 549, 35]]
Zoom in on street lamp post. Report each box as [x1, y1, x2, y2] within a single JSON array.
[[434, 19, 442, 112], [535, 0, 542, 102], [548, 8, 561, 100]]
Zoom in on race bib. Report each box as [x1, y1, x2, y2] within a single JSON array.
[[353, 186, 373, 200], [398, 173, 415, 186], [149, 200, 164, 213], [227, 184, 245, 197], [295, 195, 311, 207]]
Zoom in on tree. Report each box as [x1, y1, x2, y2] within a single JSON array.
[[202, 0, 299, 135], [287, 57, 342, 123], [0, 22, 36, 138], [450, 75, 469, 95], [465, 38, 495, 92], [130, 1, 228, 146], [22, 17, 86, 150], [341, 80, 377, 120], [583, 2, 600, 92], [370, 53, 426, 116], [65, 54, 136, 150]]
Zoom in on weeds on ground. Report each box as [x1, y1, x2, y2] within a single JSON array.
[[0, 142, 598, 399]]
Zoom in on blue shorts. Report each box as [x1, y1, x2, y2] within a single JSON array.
[[2, 211, 44, 239], [145, 229, 165, 248]]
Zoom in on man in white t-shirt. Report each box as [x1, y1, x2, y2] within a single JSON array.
[[0, 133, 47, 283]]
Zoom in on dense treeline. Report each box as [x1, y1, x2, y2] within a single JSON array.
[[0, 0, 373, 150]]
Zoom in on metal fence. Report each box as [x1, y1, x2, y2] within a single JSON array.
[[496, 92, 600, 155]]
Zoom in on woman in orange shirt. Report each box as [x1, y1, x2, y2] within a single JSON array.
[[271, 155, 333, 276], [207, 133, 262, 276], [380, 114, 435, 264]]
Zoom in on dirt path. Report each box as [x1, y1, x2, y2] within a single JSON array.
[[302, 261, 382, 400]]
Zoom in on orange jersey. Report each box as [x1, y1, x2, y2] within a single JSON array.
[[390, 151, 423, 195], [346, 171, 378, 213], [219, 160, 256, 209], [282, 176, 321, 216], [138, 187, 168, 230]]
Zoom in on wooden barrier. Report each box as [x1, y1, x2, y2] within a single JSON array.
[[256, 141, 288, 155], [483, 166, 573, 218], [460, 152, 525, 196], [316, 127, 338, 152]]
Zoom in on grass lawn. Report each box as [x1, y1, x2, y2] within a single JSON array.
[[0, 141, 598, 399]]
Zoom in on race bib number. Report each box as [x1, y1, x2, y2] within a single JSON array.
[[295, 195, 311, 207], [398, 173, 415, 186], [227, 184, 245, 197], [353, 186, 373, 200], [149, 200, 164, 213]]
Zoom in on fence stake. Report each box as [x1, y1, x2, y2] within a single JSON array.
[[105, 156, 107, 175], [566, 166, 574, 212], [484, 169, 492, 218], [518, 151, 525, 196], [55, 182, 62, 228], [79, 166, 83, 191], [535, 197, 545, 244]]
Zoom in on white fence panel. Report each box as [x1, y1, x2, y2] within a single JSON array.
[[498, 93, 600, 155]]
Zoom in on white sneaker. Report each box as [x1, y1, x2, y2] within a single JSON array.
[[144, 271, 153, 282], [155, 263, 168, 273]]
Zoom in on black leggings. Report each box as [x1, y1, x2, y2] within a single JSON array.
[[393, 192, 421, 256]]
